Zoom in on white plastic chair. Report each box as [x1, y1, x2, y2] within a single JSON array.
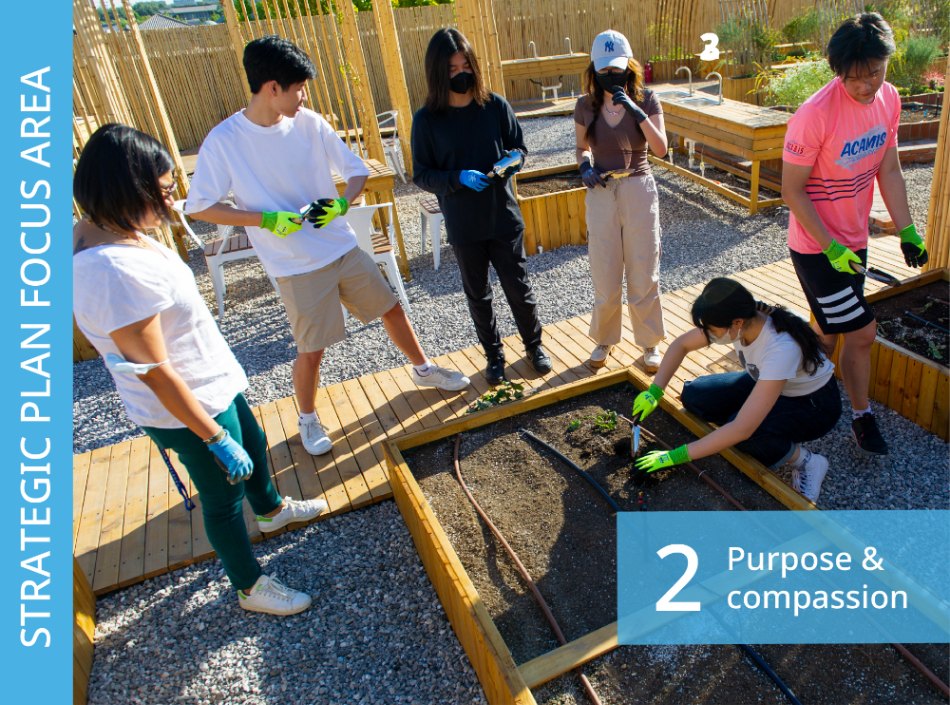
[[419, 195, 445, 270], [172, 199, 278, 319], [376, 110, 406, 183], [344, 202, 411, 313]]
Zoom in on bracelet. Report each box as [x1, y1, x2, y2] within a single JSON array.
[[203, 427, 226, 445]]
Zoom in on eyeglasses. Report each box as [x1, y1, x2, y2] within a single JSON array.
[[159, 181, 177, 197]]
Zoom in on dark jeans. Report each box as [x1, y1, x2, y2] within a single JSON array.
[[143, 394, 282, 591], [452, 231, 542, 357], [681, 373, 842, 467]]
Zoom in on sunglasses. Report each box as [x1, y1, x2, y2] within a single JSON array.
[[159, 180, 177, 197]]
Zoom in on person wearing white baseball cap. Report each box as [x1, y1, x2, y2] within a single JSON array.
[[575, 29, 669, 374]]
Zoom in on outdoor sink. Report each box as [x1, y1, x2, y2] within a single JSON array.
[[655, 90, 692, 101], [675, 96, 720, 107]]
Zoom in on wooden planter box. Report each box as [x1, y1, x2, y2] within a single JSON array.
[[828, 268, 949, 440], [513, 164, 587, 256], [384, 368, 812, 705]]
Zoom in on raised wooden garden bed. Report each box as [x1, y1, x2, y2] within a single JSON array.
[[513, 164, 587, 256], [829, 268, 949, 440], [384, 368, 816, 705]]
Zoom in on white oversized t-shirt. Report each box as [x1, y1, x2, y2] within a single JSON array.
[[732, 316, 834, 397], [73, 240, 248, 429], [185, 108, 370, 277]]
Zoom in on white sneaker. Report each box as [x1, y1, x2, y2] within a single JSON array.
[[589, 344, 612, 369], [257, 496, 329, 533], [239, 575, 311, 616], [298, 417, 332, 455], [791, 450, 828, 503], [411, 364, 470, 391], [643, 347, 662, 373]]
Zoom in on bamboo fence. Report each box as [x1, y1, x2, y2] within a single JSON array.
[[924, 56, 950, 271]]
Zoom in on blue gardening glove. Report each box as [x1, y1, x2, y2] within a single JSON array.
[[822, 239, 862, 274], [579, 161, 607, 189], [207, 429, 254, 484], [260, 211, 302, 238], [305, 197, 349, 229], [898, 224, 928, 268], [635, 444, 690, 474], [459, 170, 490, 192], [631, 383, 664, 423], [611, 88, 648, 123]]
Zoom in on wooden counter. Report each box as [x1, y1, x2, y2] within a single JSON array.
[[501, 53, 590, 84]]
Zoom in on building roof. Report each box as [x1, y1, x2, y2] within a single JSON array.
[[166, 5, 218, 15], [139, 13, 190, 30]]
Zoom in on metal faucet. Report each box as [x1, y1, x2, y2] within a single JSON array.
[[705, 72, 724, 105], [675, 66, 693, 95], [527, 41, 539, 59]]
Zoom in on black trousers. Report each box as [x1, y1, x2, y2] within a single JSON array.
[[452, 231, 542, 357]]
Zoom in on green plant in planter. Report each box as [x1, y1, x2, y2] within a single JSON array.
[[760, 59, 833, 108], [716, 17, 781, 75], [591, 409, 618, 434], [890, 34, 943, 94], [781, 9, 821, 45]]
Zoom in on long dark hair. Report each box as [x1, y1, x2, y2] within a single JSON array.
[[583, 58, 645, 146], [691, 278, 825, 375], [73, 123, 175, 233], [423, 28, 490, 112]]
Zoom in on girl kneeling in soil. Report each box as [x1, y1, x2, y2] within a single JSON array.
[[631, 278, 841, 503], [73, 124, 325, 615]]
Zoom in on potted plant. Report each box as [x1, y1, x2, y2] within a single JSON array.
[[714, 16, 781, 104]]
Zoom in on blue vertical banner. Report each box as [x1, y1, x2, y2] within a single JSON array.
[[1, 1, 73, 702]]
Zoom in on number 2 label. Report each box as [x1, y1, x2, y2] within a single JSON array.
[[656, 543, 701, 612]]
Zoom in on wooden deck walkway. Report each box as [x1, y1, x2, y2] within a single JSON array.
[[74, 236, 918, 594]]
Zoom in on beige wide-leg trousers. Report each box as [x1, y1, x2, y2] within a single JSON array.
[[585, 173, 666, 348]]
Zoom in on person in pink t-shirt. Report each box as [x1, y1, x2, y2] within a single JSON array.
[[781, 12, 928, 457]]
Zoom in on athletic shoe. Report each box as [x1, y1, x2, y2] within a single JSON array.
[[589, 344, 612, 369], [643, 347, 662, 373], [256, 496, 329, 534], [298, 417, 332, 455], [791, 450, 829, 504], [411, 364, 470, 391], [527, 346, 553, 374], [484, 354, 507, 386], [852, 413, 889, 456], [239, 575, 311, 616]]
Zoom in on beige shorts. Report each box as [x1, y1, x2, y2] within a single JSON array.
[[277, 247, 398, 353]]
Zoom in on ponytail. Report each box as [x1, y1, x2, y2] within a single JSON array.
[[761, 302, 825, 375]]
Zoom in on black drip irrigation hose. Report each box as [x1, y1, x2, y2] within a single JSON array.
[[519, 428, 622, 513], [452, 436, 604, 705], [521, 423, 803, 705], [904, 310, 950, 334]]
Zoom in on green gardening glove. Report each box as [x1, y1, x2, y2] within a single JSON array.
[[634, 444, 690, 474], [305, 197, 349, 229], [631, 383, 664, 423], [822, 239, 862, 274], [260, 211, 302, 238], [898, 224, 928, 268]]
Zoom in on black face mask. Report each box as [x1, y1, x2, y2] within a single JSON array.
[[595, 70, 630, 94], [449, 71, 475, 95]]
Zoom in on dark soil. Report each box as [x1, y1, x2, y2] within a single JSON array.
[[901, 103, 942, 123], [873, 281, 949, 367], [401, 383, 949, 704], [516, 171, 584, 197]]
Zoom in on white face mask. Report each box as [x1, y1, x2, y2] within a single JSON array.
[[708, 324, 740, 346]]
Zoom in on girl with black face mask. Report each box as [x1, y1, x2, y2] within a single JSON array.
[[411, 28, 552, 386], [574, 29, 669, 375]]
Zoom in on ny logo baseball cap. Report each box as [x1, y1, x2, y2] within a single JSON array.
[[590, 29, 633, 71]]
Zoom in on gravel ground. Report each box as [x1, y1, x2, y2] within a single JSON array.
[[81, 115, 947, 705]]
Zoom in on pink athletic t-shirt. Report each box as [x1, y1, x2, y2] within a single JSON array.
[[783, 77, 900, 254]]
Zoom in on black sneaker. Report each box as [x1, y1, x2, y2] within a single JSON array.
[[527, 345, 552, 375], [852, 414, 889, 456], [485, 354, 507, 386]]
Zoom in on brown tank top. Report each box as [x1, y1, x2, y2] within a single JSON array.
[[573, 91, 662, 175]]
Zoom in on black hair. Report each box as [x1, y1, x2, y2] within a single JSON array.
[[243, 35, 316, 94], [582, 58, 645, 146], [73, 123, 174, 233], [691, 278, 825, 375], [827, 12, 896, 78], [423, 28, 490, 112]]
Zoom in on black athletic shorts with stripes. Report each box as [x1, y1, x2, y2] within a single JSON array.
[[790, 247, 874, 334]]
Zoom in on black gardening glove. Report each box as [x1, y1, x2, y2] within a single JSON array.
[[580, 161, 607, 189], [611, 88, 648, 123]]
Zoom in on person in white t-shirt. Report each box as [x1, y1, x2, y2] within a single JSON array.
[[73, 124, 326, 616], [186, 35, 469, 457], [630, 278, 842, 503]]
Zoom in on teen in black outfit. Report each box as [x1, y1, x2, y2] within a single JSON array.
[[411, 28, 551, 385]]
